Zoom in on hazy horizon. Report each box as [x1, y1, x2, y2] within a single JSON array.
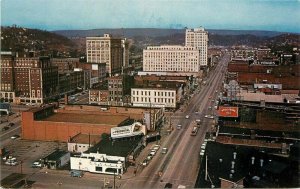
[[1, 0, 300, 33]]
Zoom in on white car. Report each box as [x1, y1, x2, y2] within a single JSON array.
[[10, 135, 20, 139], [149, 150, 156, 156], [185, 115, 190, 119], [204, 115, 209, 118], [32, 161, 42, 168], [152, 145, 160, 151]]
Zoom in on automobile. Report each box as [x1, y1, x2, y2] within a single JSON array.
[[208, 106, 212, 110], [8, 123, 15, 127], [185, 115, 190, 119], [70, 170, 83, 178], [211, 100, 215, 102], [161, 147, 168, 154], [149, 149, 156, 156], [152, 144, 160, 151], [208, 115, 214, 119], [195, 111, 199, 114], [5, 159, 18, 166], [177, 125, 182, 129], [204, 115, 209, 118], [10, 135, 20, 139], [164, 183, 173, 188], [32, 161, 42, 168], [142, 159, 149, 166], [146, 155, 152, 161], [2, 126, 9, 131]]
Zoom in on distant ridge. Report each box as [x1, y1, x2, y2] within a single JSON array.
[[52, 28, 288, 38]]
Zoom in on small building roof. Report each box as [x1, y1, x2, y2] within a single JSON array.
[[70, 133, 101, 145], [44, 150, 69, 161]]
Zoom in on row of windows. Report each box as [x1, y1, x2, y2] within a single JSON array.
[[132, 97, 174, 104], [132, 90, 175, 97]]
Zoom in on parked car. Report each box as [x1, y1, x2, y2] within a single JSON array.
[[10, 135, 20, 139], [149, 149, 156, 156], [70, 170, 83, 178], [2, 126, 9, 131], [31, 161, 42, 168], [8, 123, 15, 127], [185, 115, 190, 119], [142, 159, 149, 166], [152, 144, 160, 151]]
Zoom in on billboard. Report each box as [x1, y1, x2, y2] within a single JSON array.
[[111, 122, 147, 139], [218, 106, 239, 118]]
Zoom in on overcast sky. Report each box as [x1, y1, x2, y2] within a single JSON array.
[[1, 0, 300, 32]]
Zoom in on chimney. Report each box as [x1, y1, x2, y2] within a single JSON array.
[[260, 159, 264, 167], [231, 161, 235, 169], [233, 152, 237, 159], [251, 157, 255, 165]]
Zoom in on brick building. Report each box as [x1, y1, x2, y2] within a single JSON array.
[[21, 105, 165, 142], [22, 105, 130, 142], [0, 52, 59, 104], [0, 52, 15, 102]]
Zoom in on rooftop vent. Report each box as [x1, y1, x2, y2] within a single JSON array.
[[260, 159, 264, 167], [251, 157, 255, 165], [231, 161, 235, 169], [233, 152, 237, 159]]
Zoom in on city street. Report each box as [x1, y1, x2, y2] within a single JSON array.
[[121, 53, 229, 188]]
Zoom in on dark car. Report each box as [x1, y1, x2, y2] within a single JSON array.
[[164, 183, 173, 188], [2, 126, 9, 131], [8, 123, 15, 127]]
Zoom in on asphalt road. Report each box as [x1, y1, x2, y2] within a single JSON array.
[[121, 53, 230, 188]]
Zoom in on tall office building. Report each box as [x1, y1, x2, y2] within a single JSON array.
[[185, 27, 208, 66], [86, 34, 123, 76], [143, 45, 201, 72]]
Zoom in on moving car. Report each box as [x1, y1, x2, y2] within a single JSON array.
[[177, 125, 182, 129], [161, 147, 168, 154]]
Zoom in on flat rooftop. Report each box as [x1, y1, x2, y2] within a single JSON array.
[[42, 113, 129, 126], [44, 150, 68, 161], [70, 133, 101, 144], [86, 136, 142, 157]]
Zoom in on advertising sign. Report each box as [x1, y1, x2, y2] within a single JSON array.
[[111, 122, 146, 139], [218, 106, 239, 118]]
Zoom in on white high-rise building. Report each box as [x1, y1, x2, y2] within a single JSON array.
[[143, 45, 201, 72], [185, 27, 208, 66]]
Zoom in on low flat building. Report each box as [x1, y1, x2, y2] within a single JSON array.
[[22, 105, 130, 142], [43, 150, 70, 170], [70, 136, 142, 175]]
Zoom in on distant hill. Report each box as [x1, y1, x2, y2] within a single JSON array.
[[53, 28, 286, 38], [53, 28, 299, 48], [1, 26, 79, 57]]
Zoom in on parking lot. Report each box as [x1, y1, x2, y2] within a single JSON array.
[[1, 139, 67, 176]]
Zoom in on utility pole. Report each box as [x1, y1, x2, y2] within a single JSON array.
[[205, 155, 208, 181], [113, 169, 116, 189]]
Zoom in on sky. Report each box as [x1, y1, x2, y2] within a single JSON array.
[[1, 0, 300, 32]]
